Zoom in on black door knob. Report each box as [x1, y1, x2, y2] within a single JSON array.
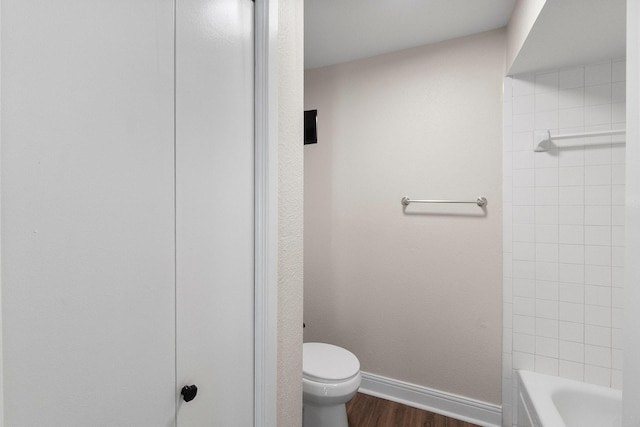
[[181, 385, 198, 402]]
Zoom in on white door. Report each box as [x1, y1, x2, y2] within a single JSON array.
[[1, 0, 254, 425], [175, 0, 254, 425]]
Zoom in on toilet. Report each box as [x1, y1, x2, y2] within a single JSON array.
[[302, 342, 361, 427]]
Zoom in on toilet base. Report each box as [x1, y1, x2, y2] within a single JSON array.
[[303, 402, 348, 427]]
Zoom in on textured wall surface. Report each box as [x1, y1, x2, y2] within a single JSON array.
[[304, 29, 505, 405], [277, 0, 304, 426]]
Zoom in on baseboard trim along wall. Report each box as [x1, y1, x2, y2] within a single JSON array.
[[358, 372, 502, 427]]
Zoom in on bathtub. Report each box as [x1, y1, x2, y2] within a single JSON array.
[[517, 370, 621, 427]]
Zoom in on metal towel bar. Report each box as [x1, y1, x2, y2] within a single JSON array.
[[401, 196, 487, 207]]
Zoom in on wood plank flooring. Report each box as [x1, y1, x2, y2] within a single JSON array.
[[346, 393, 480, 427]]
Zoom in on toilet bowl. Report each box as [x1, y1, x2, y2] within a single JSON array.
[[302, 342, 361, 427]]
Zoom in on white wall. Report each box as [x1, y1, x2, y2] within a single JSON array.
[[277, 0, 304, 426], [506, 0, 546, 72], [502, 59, 626, 426], [304, 29, 505, 405]]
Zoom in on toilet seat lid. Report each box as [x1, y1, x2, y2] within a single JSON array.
[[303, 342, 360, 382]]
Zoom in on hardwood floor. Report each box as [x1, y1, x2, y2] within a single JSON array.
[[346, 393, 480, 427]]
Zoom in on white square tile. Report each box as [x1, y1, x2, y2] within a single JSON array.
[[559, 107, 585, 129], [513, 242, 535, 261], [585, 325, 612, 347], [535, 187, 559, 206], [513, 169, 535, 187], [513, 352, 535, 371], [585, 62, 612, 86], [612, 60, 626, 83], [536, 243, 559, 263], [514, 278, 536, 298], [584, 364, 611, 387], [585, 285, 611, 307], [513, 187, 535, 206], [559, 321, 584, 344], [585, 205, 611, 226], [585, 265, 612, 286], [585, 104, 612, 126], [535, 355, 559, 376], [585, 146, 612, 166], [612, 328, 624, 349], [559, 87, 584, 109], [513, 260, 536, 279], [612, 206, 625, 226], [612, 185, 625, 205], [514, 333, 536, 353], [612, 267, 624, 287], [513, 94, 535, 115], [536, 318, 559, 338], [585, 226, 611, 246], [536, 224, 559, 244], [559, 244, 584, 264], [612, 349, 623, 370], [612, 82, 626, 103], [536, 91, 559, 112], [559, 206, 584, 225], [559, 263, 585, 284], [612, 102, 625, 124], [585, 186, 611, 205], [612, 287, 624, 308], [514, 315, 536, 335], [584, 84, 611, 106], [536, 299, 559, 319], [536, 262, 559, 282], [585, 165, 612, 186], [514, 224, 536, 242], [612, 370, 623, 390], [536, 168, 559, 187], [513, 131, 534, 151], [535, 149, 559, 168], [585, 305, 612, 327], [559, 225, 584, 244], [559, 360, 584, 381], [513, 206, 535, 224], [559, 167, 585, 186], [612, 308, 623, 329], [559, 302, 584, 323], [612, 164, 625, 185], [559, 67, 585, 89], [559, 340, 584, 362], [585, 345, 611, 368], [559, 147, 585, 167], [585, 245, 611, 266], [514, 114, 535, 132], [612, 142, 625, 162], [559, 186, 584, 206], [611, 225, 625, 246], [559, 282, 584, 304], [612, 246, 624, 267], [536, 206, 559, 224], [536, 280, 559, 300], [536, 336, 559, 357], [513, 151, 535, 169]]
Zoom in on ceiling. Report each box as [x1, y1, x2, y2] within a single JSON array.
[[304, 0, 517, 70]]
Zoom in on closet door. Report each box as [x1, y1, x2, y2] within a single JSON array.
[[175, 0, 255, 425], [1, 1, 176, 426]]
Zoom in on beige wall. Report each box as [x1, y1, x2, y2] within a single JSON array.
[[277, 0, 304, 426], [304, 29, 505, 404]]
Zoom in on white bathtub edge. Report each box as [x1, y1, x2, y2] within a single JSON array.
[[358, 371, 501, 427]]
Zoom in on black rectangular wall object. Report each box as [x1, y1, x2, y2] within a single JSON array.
[[304, 110, 317, 145]]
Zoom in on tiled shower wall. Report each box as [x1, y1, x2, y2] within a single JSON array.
[[502, 59, 626, 426]]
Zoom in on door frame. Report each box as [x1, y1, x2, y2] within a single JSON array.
[[254, 1, 278, 426]]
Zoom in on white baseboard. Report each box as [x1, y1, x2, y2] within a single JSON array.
[[358, 371, 502, 427]]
